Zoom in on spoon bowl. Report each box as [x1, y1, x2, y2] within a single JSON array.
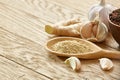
[[45, 37, 120, 59]]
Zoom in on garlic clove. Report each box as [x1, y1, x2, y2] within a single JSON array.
[[64, 57, 81, 71], [99, 58, 113, 70], [80, 21, 94, 39], [96, 22, 108, 42], [92, 13, 108, 42]]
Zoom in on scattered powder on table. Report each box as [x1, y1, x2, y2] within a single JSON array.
[[52, 40, 92, 54]]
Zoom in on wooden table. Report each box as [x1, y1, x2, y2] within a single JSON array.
[[0, 0, 120, 80]]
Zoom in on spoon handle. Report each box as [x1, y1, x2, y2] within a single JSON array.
[[102, 50, 120, 59]]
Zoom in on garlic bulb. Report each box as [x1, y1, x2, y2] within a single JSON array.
[[88, 0, 116, 28], [80, 14, 108, 42]]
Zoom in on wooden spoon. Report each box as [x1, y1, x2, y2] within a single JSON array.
[[45, 37, 120, 59]]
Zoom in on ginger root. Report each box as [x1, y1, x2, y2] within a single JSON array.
[[45, 18, 82, 37], [45, 17, 108, 42]]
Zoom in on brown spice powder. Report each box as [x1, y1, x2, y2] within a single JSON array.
[[109, 9, 120, 26], [52, 40, 92, 54]]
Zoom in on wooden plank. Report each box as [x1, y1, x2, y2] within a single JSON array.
[[50, 0, 120, 17], [0, 0, 120, 80], [0, 0, 83, 22], [0, 55, 50, 80]]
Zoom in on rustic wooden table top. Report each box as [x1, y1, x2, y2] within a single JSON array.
[[0, 0, 120, 80]]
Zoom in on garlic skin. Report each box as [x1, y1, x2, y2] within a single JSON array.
[[88, 0, 116, 28], [99, 58, 113, 70], [64, 57, 81, 71]]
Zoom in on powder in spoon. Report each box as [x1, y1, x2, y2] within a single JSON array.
[[52, 40, 92, 54]]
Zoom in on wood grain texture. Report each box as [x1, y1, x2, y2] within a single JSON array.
[[50, 0, 120, 17], [0, 56, 50, 80], [0, 0, 120, 80]]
